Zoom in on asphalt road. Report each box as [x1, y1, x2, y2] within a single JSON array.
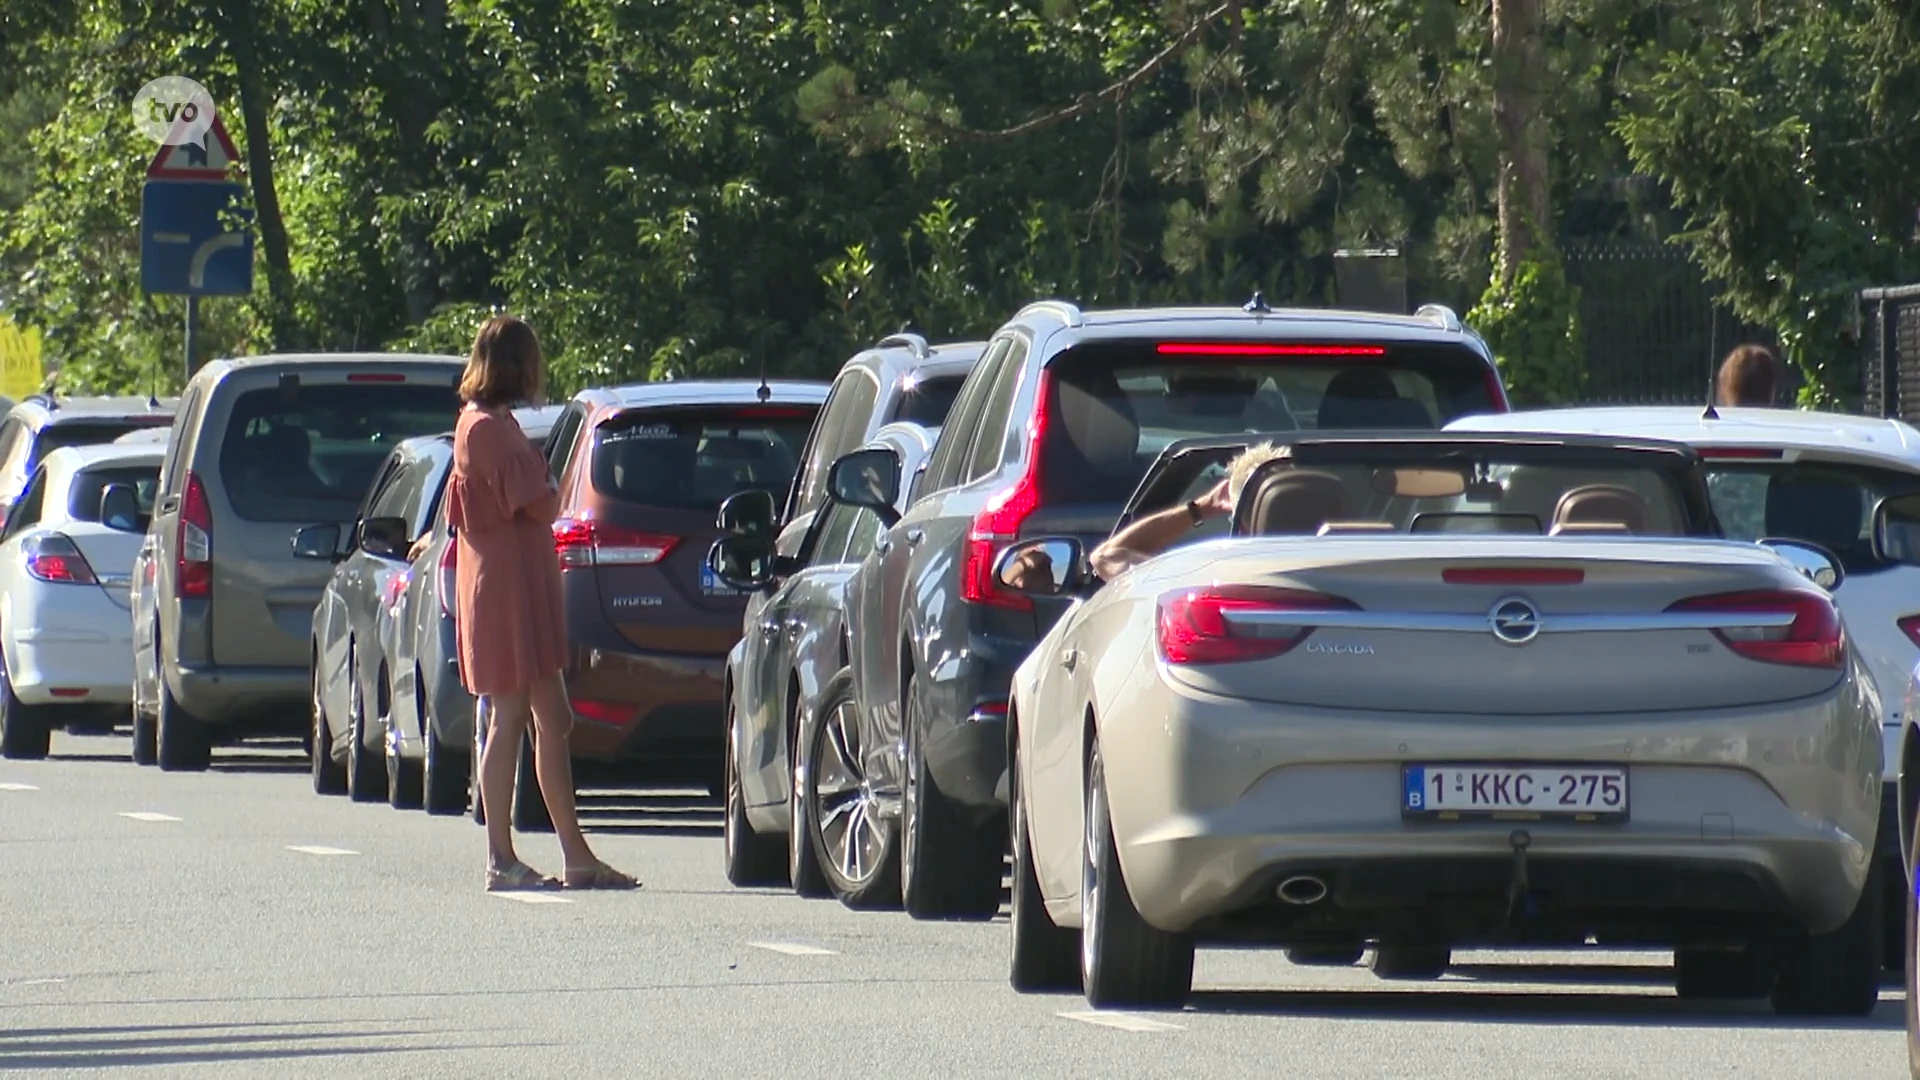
[[1, 730, 1906, 1079]]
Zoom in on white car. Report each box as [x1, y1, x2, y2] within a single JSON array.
[[0, 443, 164, 758]]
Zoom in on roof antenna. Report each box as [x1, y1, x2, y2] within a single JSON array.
[[1701, 307, 1720, 420], [755, 356, 771, 402], [1243, 290, 1271, 315]]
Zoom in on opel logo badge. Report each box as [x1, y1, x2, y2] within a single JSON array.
[[1488, 596, 1542, 645]]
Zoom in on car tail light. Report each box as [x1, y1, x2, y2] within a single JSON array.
[[23, 533, 98, 585], [1157, 585, 1359, 665], [1666, 589, 1844, 669], [961, 374, 1052, 613], [1899, 615, 1920, 648], [177, 471, 212, 599], [571, 698, 640, 725], [552, 518, 680, 569], [1443, 567, 1585, 586], [437, 538, 458, 618]]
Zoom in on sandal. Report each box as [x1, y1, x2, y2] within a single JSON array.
[[486, 861, 561, 892], [563, 860, 642, 890]]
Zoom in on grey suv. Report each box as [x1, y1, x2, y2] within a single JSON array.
[[130, 353, 466, 770]]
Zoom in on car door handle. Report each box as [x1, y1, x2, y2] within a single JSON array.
[[786, 619, 803, 638], [158, 495, 179, 514], [760, 619, 781, 639], [905, 529, 924, 547], [874, 537, 892, 555], [1060, 649, 1078, 672]]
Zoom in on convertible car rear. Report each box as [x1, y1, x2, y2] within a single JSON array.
[[1003, 433, 1883, 1017]]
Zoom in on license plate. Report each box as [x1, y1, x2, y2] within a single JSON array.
[[1402, 764, 1627, 822], [699, 565, 739, 597]]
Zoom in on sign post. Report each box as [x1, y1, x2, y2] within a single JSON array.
[[138, 111, 253, 384]]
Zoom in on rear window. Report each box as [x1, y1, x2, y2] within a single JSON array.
[[888, 374, 966, 427], [1041, 341, 1501, 507], [590, 407, 814, 511], [1707, 459, 1919, 572], [33, 419, 173, 467], [217, 383, 459, 522], [68, 464, 161, 522]]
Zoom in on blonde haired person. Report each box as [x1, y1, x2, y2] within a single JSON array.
[[1089, 442, 1289, 579]]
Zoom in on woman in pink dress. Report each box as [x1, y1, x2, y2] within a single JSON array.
[[450, 315, 638, 891]]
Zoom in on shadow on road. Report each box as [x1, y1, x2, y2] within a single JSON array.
[[577, 788, 721, 838], [0, 1018, 526, 1071]]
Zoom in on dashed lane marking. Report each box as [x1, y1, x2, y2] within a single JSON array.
[[494, 893, 573, 905], [286, 845, 359, 856], [1056, 1011, 1185, 1032], [748, 942, 838, 956], [0, 782, 38, 791], [117, 811, 181, 823]]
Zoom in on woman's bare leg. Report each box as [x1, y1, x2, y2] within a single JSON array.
[[480, 691, 534, 870], [526, 672, 597, 871]]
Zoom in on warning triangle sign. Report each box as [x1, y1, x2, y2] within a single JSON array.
[[146, 114, 242, 181]]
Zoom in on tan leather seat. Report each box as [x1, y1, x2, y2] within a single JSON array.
[[1241, 469, 1353, 536], [1550, 484, 1648, 535]]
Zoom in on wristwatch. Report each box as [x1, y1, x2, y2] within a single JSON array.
[[1186, 499, 1205, 527]]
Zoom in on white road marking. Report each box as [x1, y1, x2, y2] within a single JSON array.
[[0, 782, 39, 791], [748, 942, 838, 956], [1056, 1011, 1184, 1032], [117, 811, 181, 823], [494, 893, 573, 905], [285, 845, 359, 856], [10, 978, 66, 987]]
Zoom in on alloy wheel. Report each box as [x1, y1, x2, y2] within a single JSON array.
[[813, 697, 886, 885]]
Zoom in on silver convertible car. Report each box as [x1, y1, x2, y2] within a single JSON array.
[[999, 432, 1885, 1017]]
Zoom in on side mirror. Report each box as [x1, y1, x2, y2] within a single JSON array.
[[707, 534, 776, 592], [828, 447, 902, 525], [993, 537, 1088, 598], [717, 489, 778, 539], [1871, 491, 1920, 566], [1758, 537, 1845, 591], [359, 515, 409, 559], [292, 522, 344, 561], [100, 483, 143, 532]]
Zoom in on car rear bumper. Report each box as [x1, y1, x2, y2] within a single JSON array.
[[564, 639, 725, 763], [11, 626, 136, 705], [167, 664, 307, 730], [1094, 680, 1881, 940]]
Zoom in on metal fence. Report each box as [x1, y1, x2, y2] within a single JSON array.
[[1860, 285, 1920, 422]]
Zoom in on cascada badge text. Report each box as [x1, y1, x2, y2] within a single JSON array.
[[1304, 641, 1375, 656]]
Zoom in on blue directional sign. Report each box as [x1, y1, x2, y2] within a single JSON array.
[[139, 180, 254, 297]]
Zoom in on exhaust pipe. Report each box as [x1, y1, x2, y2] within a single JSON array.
[[1276, 875, 1328, 906]]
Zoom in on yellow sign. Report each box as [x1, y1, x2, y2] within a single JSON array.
[[0, 322, 44, 402]]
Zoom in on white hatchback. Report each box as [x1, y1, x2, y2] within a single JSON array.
[[0, 443, 165, 758]]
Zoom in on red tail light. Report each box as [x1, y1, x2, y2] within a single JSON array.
[[1443, 567, 1586, 586], [437, 537, 457, 618], [961, 373, 1051, 613], [23, 533, 98, 585], [177, 471, 212, 599], [1157, 586, 1359, 665], [1666, 589, 1844, 669], [552, 518, 680, 569], [1899, 615, 1920, 648], [571, 698, 640, 725]]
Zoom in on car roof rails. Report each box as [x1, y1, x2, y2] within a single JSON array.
[[23, 391, 56, 412], [1018, 299, 1086, 329], [1414, 304, 1464, 333], [876, 332, 931, 359]]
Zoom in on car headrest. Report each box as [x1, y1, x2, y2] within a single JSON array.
[[1052, 370, 1140, 473], [1237, 466, 1353, 536], [1316, 396, 1433, 430], [1765, 474, 1861, 549], [1551, 484, 1648, 534]]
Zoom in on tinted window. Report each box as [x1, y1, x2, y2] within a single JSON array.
[[591, 407, 814, 512], [843, 507, 884, 563], [371, 451, 448, 538], [217, 384, 459, 522], [33, 419, 174, 468], [1708, 460, 1918, 572], [922, 340, 1010, 495], [888, 374, 966, 427], [965, 342, 1028, 484], [68, 464, 162, 522], [162, 387, 202, 496], [810, 501, 863, 566]]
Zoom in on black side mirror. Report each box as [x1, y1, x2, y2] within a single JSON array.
[[707, 534, 776, 592], [100, 483, 143, 532], [828, 447, 902, 525], [993, 537, 1089, 597], [292, 522, 345, 561], [359, 515, 409, 559], [1758, 537, 1845, 591], [717, 489, 778, 539], [1871, 491, 1920, 567]]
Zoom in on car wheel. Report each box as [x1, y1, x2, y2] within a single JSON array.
[[807, 669, 899, 908], [1287, 946, 1365, 967], [787, 690, 831, 899], [130, 699, 157, 766], [155, 666, 210, 772], [311, 660, 346, 795], [899, 674, 1003, 921], [1079, 737, 1193, 1007], [722, 696, 786, 887], [1371, 944, 1451, 980], [421, 681, 468, 816], [1009, 730, 1079, 992], [510, 731, 553, 833], [345, 667, 386, 803], [1773, 860, 1883, 1017], [1905, 827, 1920, 1076], [0, 648, 51, 760], [1674, 946, 1773, 1000]]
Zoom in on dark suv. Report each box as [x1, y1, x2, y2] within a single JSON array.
[[841, 299, 1511, 918]]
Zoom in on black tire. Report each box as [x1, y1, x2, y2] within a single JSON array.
[[1080, 740, 1193, 1007], [1772, 861, 1883, 1017], [788, 703, 831, 898], [806, 668, 899, 908], [899, 674, 1004, 920], [1675, 946, 1773, 1000], [311, 661, 346, 795], [131, 700, 157, 766], [723, 696, 786, 887], [510, 730, 553, 832], [156, 669, 210, 772], [1371, 944, 1451, 980], [1009, 730, 1080, 992], [421, 685, 468, 816], [383, 671, 424, 809], [1903, 827, 1920, 1077], [1287, 945, 1366, 967], [345, 667, 386, 803], [0, 654, 50, 760]]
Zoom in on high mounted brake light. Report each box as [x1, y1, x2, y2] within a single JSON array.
[[1443, 567, 1586, 586], [1155, 343, 1387, 357]]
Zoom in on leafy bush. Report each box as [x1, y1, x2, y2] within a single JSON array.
[[1468, 257, 1586, 406]]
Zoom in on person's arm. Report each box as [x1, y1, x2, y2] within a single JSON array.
[[1089, 479, 1231, 579]]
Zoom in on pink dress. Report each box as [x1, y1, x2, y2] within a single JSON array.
[[448, 407, 567, 696]]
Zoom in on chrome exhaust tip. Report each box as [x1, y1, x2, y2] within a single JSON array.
[[1276, 875, 1329, 906]]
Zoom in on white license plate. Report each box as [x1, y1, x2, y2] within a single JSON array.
[[1402, 764, 1628, 821]]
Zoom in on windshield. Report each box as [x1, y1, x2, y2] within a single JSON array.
[[590, 407, 815, 512], [1706, 459, 1918, 572], [218, 384, 459, 522]]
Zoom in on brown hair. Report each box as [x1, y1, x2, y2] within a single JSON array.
[[458, 315, 545, 408], [1715, 344, 1779, 407]]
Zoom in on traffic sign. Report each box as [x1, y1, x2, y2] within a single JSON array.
[[140, 180, 254, 296], [146, 114, 240, 181]]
